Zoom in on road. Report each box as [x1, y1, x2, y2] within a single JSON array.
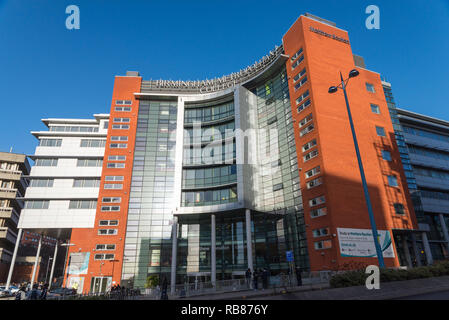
[[393, 289, 449, 300]]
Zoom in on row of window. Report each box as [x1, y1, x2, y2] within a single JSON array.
[[49, 126, 99, 132], [35, 158, 103, 167], [181, 186, 237, 207], [184, 102, 234, 124]]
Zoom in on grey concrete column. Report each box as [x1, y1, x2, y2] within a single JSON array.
[[48, 242, 59, 290], [30, 234, 42, 288], [410, 233, 422, 267], [245, 209, 253, 272], [211, 214, 216, 288], [439, 214, 449, 253], [170, 216, 178, 295], [5, 228, 22, 290], [402, 236, 413, 268], [421, 232, 434, 265]]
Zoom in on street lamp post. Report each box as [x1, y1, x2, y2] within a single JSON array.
[[328, 69, 386, 268], [45, 257, 53, 284]]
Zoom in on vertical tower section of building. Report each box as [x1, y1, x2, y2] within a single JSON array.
[[68, 73, 141, 293], [282, 15, 418, 271]]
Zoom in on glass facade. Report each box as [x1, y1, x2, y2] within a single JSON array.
[[121, 100, 178, 288]]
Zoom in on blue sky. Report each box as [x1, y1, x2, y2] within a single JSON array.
[[0, 0, 448, 155]]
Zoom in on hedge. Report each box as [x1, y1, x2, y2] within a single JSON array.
[[329, 261, 449, 288]]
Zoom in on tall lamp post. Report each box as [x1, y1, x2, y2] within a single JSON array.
[[328, 69, 385, 268]]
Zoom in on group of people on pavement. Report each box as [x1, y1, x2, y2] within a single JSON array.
[[245, 268, 270, 290], [15, 283, 48, 300]]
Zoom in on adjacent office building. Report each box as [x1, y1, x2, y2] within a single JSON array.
[[0, 152, 30, 282], [16, 13, 433, 293]]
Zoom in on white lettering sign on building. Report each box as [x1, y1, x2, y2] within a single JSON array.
[[337, 228, 395, 258]]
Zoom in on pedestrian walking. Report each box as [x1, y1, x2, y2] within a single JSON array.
[[15, 286, 27, 300], [27, 284, 39, 300], [262, 268, 269, 289], [39, 283, 48, 300], [245, 268, 252, 289], [160, 277, 168, 300], [252, 269, 259, 290], [295, 267, 302, 286]]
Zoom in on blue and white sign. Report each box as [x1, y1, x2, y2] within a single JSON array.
[[337, 228, 395, 258], [286, 251, 294, 262]]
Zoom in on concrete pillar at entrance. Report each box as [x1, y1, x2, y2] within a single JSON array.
[[410, 233, 422, 267], [48, 242, 59, 290], [211, 214, 216, 288], [421, 232, 433, 265], [170, 216, 178, 295], [438, 214, 449, 254], [245, 209, 253, 272], [402, 236, 413, 268], [5, 228, 22, 290], [30, 234, 42, 288]]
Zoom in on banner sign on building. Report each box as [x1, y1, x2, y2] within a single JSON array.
[[337, 228, 395, 258], [68, 252, 90, 275]]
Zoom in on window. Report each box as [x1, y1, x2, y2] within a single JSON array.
[[49, 126, 98, 132], [314, 240, 332, 250], [39, 139, 62, 147], [302, 139, 317, 152], [299, 114, 313, 128], [297, 99, 311, 113], [104, 183, 123, 190], [310, 207, 327, 218], [107, 163, 125, 168], [370, 104, 380, 114], [366, 83, 375, 93], [291, 48, 303, 61], [300, 123, 314, 137], [98, 229, 118, 236], [305, 166, 320, 179], [394, 203, 405, 215], [376, 126, 386, 137], [25, 200, 49, 209], [309, 195, 325, 207], [303, 149, 318, 162], [111, 124, 130, 130], [110, 143, 127, 149], [267, 116, 277, 125], [387, 175, 398, 187], [110, 136, 128, 142], [293, 68, 306, 83], [76, 159, 102, 167], [108, 155, 126, 161], [312, 227, 330, 238], [306, 177, 322, 189], [381, 150, 392, 161], [113, 118, 130, 123], [114, 106, 131, 112], [94, 253, 116, 260], [102, 197, 121, 203], [296, 90, 310, 106], [99, 220, 118, 226], [35, 158, 58, 167], [95, 244, 116, 251], [273, 183, 283, 191], [101, 206, 120, 212], [115, 100, 132, 105], [73, 179, 101, 188], [69, 200, 97, 209], [80, 139, 106, 148], [291, 54, 304, 69], [103, 121, 109, 129], [294, 76, 308, 91], [105, 176, 124, 181]]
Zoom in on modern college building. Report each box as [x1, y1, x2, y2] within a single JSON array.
[[13, 13, 440, 293]]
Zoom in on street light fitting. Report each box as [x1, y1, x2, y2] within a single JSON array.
[[328, 86, 338, 94], [349, 69, 360, 78]]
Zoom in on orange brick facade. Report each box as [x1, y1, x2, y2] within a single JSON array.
[[283, 16, 417, 271]]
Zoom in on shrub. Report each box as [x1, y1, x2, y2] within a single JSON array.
[[145, 275, 159, 289]]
